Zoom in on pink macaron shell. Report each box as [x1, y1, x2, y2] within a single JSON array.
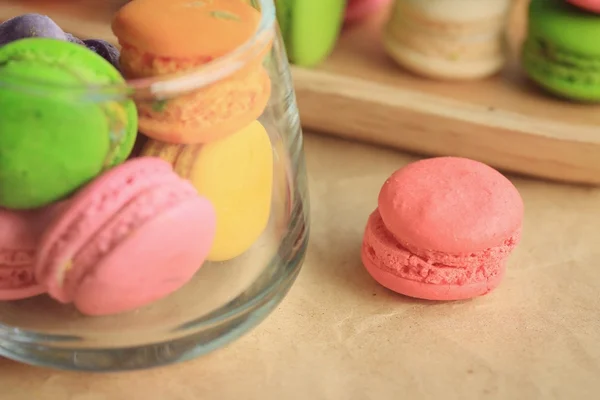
[[567, 0, 600, 13], [0, 204, 64, 300], [345, 0, 390, 23], [361, 210, 510, 300], [35, 157, 175, 303], [378, 157, 524, 254], [68, 183, 216, 316]]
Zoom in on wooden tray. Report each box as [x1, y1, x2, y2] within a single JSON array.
[[1, 0, 599, 185]]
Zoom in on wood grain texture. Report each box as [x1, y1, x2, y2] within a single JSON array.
[[1, 0, 599, 185]]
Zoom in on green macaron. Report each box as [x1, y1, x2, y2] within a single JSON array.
[[276, 0, 346, 67], [0, 38, 138, 209], [522, 0, 600, 102]]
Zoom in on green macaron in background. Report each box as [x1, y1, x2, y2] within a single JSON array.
[[275, 0, 346, 67], [0, 38, 138, 210], [522, 0, 600, 102]]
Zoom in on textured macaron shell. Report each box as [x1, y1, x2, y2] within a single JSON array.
[[142, 120, 273, 261], [112, 0, 261, 58], [135, 66, 271, 144], [70, 182, 216, 316], [378, 157, 523, 254], [361, 210, 514, 300], [529, 0, 600, 57], [35, 158, 175, 303], [567, 0, 600, 13], [36, 157, 216, 316]]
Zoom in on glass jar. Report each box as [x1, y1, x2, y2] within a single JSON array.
[[0, 0, 309, 371]]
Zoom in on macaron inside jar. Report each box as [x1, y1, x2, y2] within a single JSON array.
[[112, 0, 272, 144], [141, 120, 273, 262], [0, 38, 138, 210], [35, 158, 217, 316]]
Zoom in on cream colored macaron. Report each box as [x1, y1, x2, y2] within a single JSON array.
[[383, 0, 511, 80]]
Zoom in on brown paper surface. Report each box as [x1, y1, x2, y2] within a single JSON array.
[[1, 133, 600, 400]]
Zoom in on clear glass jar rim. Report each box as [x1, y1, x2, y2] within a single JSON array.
[[0, 0, 276, 101]]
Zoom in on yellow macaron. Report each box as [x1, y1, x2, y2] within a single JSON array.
[[141, 120, 273, 261]]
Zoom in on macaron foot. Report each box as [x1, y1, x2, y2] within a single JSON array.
[[363, 254, 506, 301], [137, 67, 271, 144]]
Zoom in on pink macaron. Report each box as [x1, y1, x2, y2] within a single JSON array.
[[35, 157, 217, 316], [0, 204, 63, 301], [345, 0, 391, 24], [567, 0, 600, 13], [361, 157, 524, 301]]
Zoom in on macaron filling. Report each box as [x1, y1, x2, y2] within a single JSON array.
[[362, 210, 520, 285]]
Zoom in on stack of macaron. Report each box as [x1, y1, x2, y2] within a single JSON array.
[[522, 0, 600, 102], [0, 0, 273, 316], [112, 0, 274, 263], [383, 0, 512, 80], [362, 157, 524, 301]]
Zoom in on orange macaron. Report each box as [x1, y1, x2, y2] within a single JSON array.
[[112, 0, 272, 144]]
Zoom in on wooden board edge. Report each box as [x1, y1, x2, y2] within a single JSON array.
[[292, 67, 600, 185]]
